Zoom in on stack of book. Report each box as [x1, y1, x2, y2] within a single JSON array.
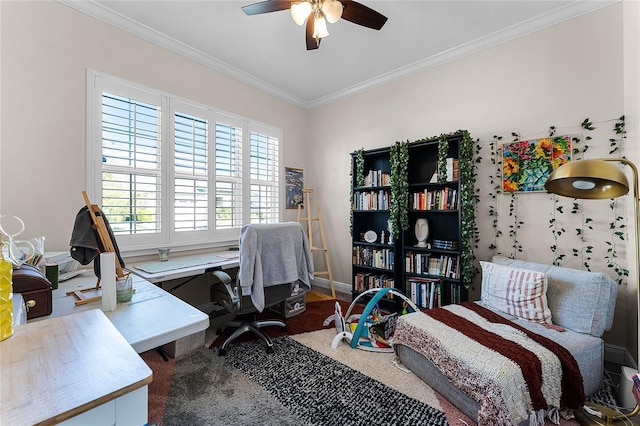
[[353, 246, 394, 270], [352, 190, 390, 210], [364, 169, 391, 187], [411, 187, 458, 210], [354, 272, 395, 295], [432, 239, 459, 250]]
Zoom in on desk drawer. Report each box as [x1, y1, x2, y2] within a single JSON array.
[[270, 292, 306, 319]]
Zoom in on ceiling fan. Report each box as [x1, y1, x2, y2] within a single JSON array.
[[241, 0, 388, 50]]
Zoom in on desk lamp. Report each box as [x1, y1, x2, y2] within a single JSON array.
[[545, 158, 640, 425]]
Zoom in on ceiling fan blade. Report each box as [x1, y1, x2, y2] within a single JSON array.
[[340, 0, 388, 30], [305, 12, 320, 50], [242, 1, 292, 16]]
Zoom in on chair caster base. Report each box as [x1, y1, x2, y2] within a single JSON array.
[[266, 346, 274, 354], [218, 348, 227, 356]]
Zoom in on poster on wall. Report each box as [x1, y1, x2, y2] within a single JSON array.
[[285, 167, 304, 209], [502, 135, 571, 192]]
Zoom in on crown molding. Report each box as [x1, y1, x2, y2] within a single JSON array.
[[58, 0, 618, 111], [57, 0, 309, 109]]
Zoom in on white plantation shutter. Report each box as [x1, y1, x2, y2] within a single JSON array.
[[215, 115, 244, 230], [249, 125, 280, 224], [89, 71, 282, 252], [173, 111, 209, 232], [100, 91, 162, 237]]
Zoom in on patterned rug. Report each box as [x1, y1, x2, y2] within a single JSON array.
[[162, 336, 448, 426], [586, 381, 619, 408]]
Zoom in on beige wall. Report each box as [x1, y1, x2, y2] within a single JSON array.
[[309, 2, 637, 352], [2, 1, 639, 356], [0, 0, 308, 253], [623, 0, 640, 364]]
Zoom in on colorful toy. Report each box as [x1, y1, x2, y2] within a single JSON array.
[[323, 287, 419, 352]]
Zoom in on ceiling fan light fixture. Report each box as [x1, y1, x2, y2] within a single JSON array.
[[290, 1, 312, 26], [322, 0, 343, 24], [313, 15, 330, 39]]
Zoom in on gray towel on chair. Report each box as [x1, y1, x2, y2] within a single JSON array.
[[237, 222, 314, 312]]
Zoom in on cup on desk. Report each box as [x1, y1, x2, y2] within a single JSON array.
[[116, 275, 133, 303], [45, 262, 59, 290], [158, 248, 170, 262]]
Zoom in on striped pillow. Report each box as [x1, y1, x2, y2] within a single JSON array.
[[480, 261, 552, 324]]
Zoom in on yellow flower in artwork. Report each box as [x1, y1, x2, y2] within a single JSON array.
[[503, 179, 518, 193], [503, 156, 519, 175], [535, 138, 553, 159], [552, 156, 565, 169]]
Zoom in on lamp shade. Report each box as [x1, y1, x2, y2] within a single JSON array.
[[544, 159, 630, 199], [313, 15, 330, 38], [322, 0, 343, 23], [291, 1, 312, 26]]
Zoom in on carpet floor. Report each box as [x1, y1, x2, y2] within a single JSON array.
[[141, 296, 625, 425]]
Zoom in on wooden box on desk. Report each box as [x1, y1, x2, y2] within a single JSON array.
[[12, 264, 52, 320]]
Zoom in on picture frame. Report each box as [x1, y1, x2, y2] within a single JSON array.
[[502, 135, 571, 192], [285, 167, 304, 209]]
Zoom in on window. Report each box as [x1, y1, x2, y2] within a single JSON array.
[[88, 71, 282, 252]]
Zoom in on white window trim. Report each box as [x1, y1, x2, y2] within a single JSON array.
[[86, 69, 284, 256]]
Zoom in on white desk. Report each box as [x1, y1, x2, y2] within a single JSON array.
[[1, 309, 152, 426], [129, 250, 240, 284], [40, 271, 210, 354]]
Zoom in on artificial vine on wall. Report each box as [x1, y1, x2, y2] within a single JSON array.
[[389, 140, 409, 237], [548, 126, 575, 266], [507, 132, 524, 256], [485, 116, 629, 285], [605, 115, 628, 284], [571, 122, 593, 270], [487, 135, 503, 251]]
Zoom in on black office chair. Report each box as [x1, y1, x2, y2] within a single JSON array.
[[210, 222, 314, 356]]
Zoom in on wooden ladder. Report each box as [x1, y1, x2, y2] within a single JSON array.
[[297, 188, 335, 298]]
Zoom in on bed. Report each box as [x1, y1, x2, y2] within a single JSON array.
[[393, 255, 618, 425]]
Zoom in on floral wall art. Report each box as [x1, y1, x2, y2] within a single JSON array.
[[502, 135, 571, 192]]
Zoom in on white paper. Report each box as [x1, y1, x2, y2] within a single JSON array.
[[100, 252, 117, 312]]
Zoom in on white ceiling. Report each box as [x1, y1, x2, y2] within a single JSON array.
[[60, 0, 616, 110]]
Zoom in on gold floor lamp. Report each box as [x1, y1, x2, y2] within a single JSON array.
[[545, 158, 640, 425]]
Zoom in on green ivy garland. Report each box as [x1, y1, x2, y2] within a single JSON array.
[[485, 117, 627, 284], [488, 135, 502, 251], [458, 130, 476, 288], [350, 148, 365, 237], [437, 134, 449, 184], [355, 148, 365, 187], [389, 140, 409, 237], [606, 115, 628, 283], [507, 133, 523, 256]]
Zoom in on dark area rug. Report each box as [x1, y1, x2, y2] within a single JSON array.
[[586, 381, 619, 408], [164, 337, 448, 426]]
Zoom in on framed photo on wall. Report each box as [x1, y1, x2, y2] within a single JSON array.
[[285, 167, 304, 209], [502, 135, 571, 192]]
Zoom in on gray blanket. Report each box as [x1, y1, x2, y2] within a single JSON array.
[[237, 222, 314, 312]]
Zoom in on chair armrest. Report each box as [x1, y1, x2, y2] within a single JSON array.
[[211, 270, 240, 312]]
